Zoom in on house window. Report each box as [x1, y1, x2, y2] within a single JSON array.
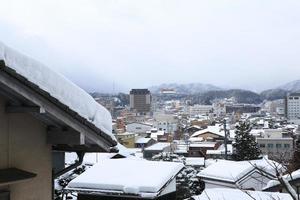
[[284, 144, 290, 148], [259, 144, 266, 148], [267, 144, 274, 148], [276, 144, 282, 148]]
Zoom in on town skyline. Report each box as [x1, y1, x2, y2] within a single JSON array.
[[1, 0, 300, 93]]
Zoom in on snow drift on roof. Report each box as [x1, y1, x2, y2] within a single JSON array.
[[68, 159, 184, 195], [198, 158, 281, 182], [193, 188, 292, 200], [0, 42, 115, 142]]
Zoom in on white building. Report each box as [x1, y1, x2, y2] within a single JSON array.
[[189, 105, 213, 117], [286, 93, 300, 120], [152, 114, 178, 134], [126, 122, 153, 134]]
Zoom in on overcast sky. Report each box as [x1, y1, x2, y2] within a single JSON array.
[[1, 0, 300, 93]]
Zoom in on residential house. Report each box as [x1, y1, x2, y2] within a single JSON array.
[[198, 159, 281, 191], [143, 143, 172, 159], [135, 137, 156, 149], [65, 159, 184, 199], [0, 42, 117, 200], [188, 142, 220, 158]]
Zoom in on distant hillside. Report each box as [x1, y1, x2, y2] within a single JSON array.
[[277, 80, 300, 92], [260, 89, 288, 101], [191, 89, 263, 105], [149, 83, 222, 94]]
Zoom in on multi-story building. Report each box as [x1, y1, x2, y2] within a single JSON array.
[[129, 89, 151, 115], [188, 104, 213, 117], [225, 104, 261, 114], [256, 129, 294, 160], [285, 93, 300, 120]]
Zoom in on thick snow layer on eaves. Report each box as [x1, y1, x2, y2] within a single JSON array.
[[192, 188, 292, 200], [0, 42, 115, 142], [68, 159, 184, 194]]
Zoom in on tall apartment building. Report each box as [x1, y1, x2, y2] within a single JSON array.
[[130, 89, 151, 115], [285, 93, 300, 120]]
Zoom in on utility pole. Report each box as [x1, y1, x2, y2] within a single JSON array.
[[223, 119, 228, 160]]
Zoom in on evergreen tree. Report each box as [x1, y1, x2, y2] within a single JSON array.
[[233, 121, 261, 161], [151, 153, 204, 199]]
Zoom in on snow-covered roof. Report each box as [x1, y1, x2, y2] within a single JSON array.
[[145, 142, 170, 151], [192, 188, 292, 200], [189, 143, 216, 148], [191, 126, 221, 138], [0, 42, 116, 144], [150, 130, 165, 140], [65, 144, 138, 165], [135, 137, 152, 144], [198, 158, 280, 183], [191, 125, 235, 139], [264, 169, 300, 190], [185, 157, 205, 166], [206, 144, 233, 155], [67, 159, 184, 197]]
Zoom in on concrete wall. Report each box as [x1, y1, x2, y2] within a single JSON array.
[[0, 95, 52, 200]]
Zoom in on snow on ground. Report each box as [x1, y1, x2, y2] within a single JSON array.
[[192, 188, 292, 200], [67, 159, 184, 195], [0, 42, 115, 141]]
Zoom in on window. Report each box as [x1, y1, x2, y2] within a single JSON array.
[[259, 144, 266, 148], [267, 144, 274, 148], [276, 144, 282, 148], [284, 144, 290, 148]]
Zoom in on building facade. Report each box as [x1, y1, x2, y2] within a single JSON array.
[[129, 89, 151, 115], [285, 93, 300, 120]]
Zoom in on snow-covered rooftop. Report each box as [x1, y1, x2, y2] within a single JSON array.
[[67, 159, 184, 196], [198, 158, 280, 182], [135, 137, 152, 144], [191, 125, 235, 139], [0, 42, 116, 143], [192, 188, 292, 200], [145, 142, 170, 151], [185, 157, 205, 166], [189, 143, 216, 148]]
